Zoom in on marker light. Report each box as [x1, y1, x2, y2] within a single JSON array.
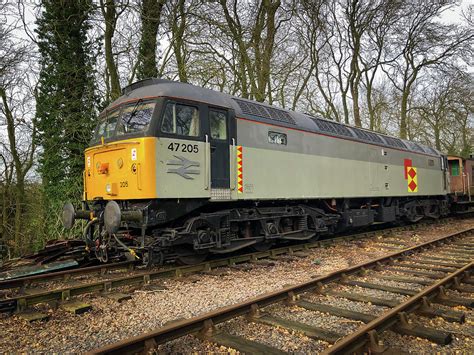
[[99, 162, 109, 174]]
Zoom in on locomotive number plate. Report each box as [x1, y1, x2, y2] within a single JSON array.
[[168, 142, 199, 153]]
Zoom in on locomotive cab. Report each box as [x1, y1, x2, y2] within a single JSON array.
[[63, 79, 239, 264], [84, 99, 158, 201], [84, 96, 236, 203]]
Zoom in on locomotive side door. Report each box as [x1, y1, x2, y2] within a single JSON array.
[[204, 107, 235, 192]]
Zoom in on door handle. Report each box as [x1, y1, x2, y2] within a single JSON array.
[[204, 135, 209, 190], [210, 145, 216, 151]]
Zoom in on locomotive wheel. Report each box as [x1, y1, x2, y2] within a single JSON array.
[[175, 247, 208, 265], [425, 204, 440, 219], [405, 206, 423, 223], [250, 241, 274, 252], [142, 249, 164, 267]]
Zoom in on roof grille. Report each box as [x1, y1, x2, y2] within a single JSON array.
[[312, 118, 353, 137], [384, 136, 407, 149], [353, 128, 384, 143], [405, 141, 425, 153], [234, 99, 295, 125], [424, 147, 439, 155]]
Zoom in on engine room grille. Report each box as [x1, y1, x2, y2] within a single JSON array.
[[234, 99, 295, 125], [383, 136, 406, 149], [352, 128, 384, 143], [313, 118, 353, 137], [424, 146, 439, 155], [405, 141, 425, 153]]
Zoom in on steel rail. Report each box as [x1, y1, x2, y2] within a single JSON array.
[[0, 220, 440, 306], [0, 260, 136, 290], [88, 226, 474, 355], [323, 261, 473, 355]]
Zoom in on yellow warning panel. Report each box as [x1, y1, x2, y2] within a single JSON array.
[[407, 167, 418, 192], [237, 146, 243, 193]]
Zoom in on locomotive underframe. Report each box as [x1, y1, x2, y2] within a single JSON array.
[[76, 195, 449, 265]]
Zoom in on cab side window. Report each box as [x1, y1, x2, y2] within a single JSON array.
[[161, 102, 200, 136], [209, 110, 227, 140]]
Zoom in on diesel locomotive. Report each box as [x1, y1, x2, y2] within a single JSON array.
[[62, 78, 453, 265]]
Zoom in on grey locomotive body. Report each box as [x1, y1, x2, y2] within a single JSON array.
[[64, 78, 450, 264]]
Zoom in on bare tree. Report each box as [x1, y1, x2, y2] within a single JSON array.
[[0, 2, 37, 253], [211, 0, 287, 102], [359, 1, 400, 130], [383, 1, 473, 139]]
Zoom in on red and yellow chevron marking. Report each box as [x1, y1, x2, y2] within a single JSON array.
[[407, 166, 418, 192], [237, 146, 243, 193]]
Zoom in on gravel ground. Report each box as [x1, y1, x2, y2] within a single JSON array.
[[0, 219, 472, 353]]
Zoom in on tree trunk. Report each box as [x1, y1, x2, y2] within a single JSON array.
[[341, 91, 350, 124], [14, 179, 25, 254], [399, 72, 417, 139], [349, 50, 362, 127], [0, 165, 12, 244], [253, 0, 280, 102], [101, 0, 121, 100], [351, 77, 362, 127], [137, 0, 165, 80], [367, 84, 374, 130], [400, 90, 409, 139], [171, 0, 188, 83]]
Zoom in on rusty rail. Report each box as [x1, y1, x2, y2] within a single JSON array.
[[0, 260, 136, 290], [88, 226, 473, 355]]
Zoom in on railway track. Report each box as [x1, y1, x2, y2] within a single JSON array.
[[0, 219, 454, 314], [3, 217, 462, 289], [89, 227, 474, 355]]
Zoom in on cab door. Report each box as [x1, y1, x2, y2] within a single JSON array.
[[206, 107, 234, 189]]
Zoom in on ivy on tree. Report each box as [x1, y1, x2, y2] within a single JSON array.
[[35, 0, 98, 212]]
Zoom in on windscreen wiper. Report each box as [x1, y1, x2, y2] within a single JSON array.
[[123, 99, 143, 132]]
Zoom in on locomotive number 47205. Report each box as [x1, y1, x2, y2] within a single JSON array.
[[167, 142, 199, 153]]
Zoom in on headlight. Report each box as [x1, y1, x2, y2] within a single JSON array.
[[106, 183, 112, 194]]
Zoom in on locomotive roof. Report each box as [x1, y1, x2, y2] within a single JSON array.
[[109, 78, 441, 157]]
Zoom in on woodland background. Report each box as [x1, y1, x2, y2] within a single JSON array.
[[0, 0, 473, 257]]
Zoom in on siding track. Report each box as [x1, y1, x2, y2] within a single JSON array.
[[89, 227, 474, 354]]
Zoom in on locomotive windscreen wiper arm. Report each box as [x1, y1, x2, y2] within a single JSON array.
[[123, 98, 143, 132]]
